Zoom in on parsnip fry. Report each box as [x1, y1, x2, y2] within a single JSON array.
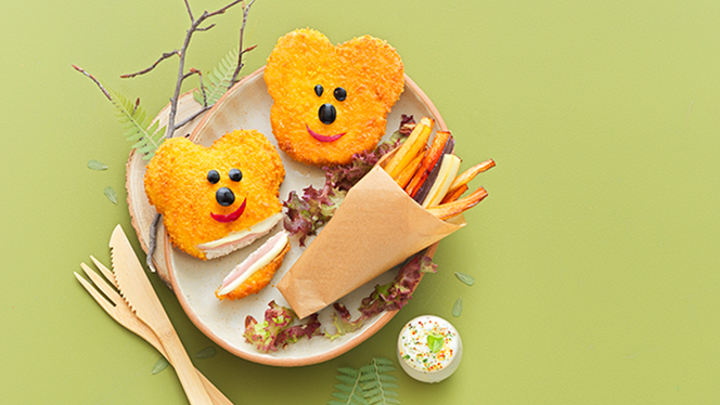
[[384, 117, 435, 178], [447, 159, 495, 195], [428, 186, 488, 220], [423, 154, 462, 208], [395, 151, 425, 188]]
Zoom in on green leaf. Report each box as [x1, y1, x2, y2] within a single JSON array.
[[455, 272, 475, 286], [329, 366, 369, 405], [361, 358, 401, 405], [427, 333, 444, 353], [195, 346, 217, 359], [103, 186, 117, 205], [87, 160, 107, 170], [151, 357, 169, 375], [107, 88, 165, 158], [452, 297, 463, 317]]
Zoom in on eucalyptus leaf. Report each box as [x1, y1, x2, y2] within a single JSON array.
[[452, 297, 463, 317], [103, 186, 118, 205], [87, 159, 107, 171], [455, 272, 475, 286], [151, 357, 169, 375], [195, 346, 217, 359]]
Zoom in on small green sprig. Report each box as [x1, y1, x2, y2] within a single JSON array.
[[194, 47, 241, 107], [110, 90, 165, 160]]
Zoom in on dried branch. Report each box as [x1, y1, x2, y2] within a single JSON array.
[[164, 0, 246, 140], [146, 213, 162, 272], [229, 0, 257, 88], [120, 51, 179, 79], [196, 24, 216, 32], [176, 106, 212, 129], [183, 0, 194, 22], [192, 68, 209, 107], [72, 65, 112, 101]]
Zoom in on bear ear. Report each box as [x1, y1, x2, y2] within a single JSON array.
[[337, 35, 404, 111], [144, 137, 196, 207], [265, 28, 334, 99]]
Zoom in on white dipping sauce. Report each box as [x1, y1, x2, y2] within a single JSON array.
[[396, 315, 462, 383]]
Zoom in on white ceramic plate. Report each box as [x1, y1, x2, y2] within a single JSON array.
[[165, 67, 446, 367]]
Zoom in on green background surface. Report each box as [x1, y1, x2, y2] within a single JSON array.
[[2, 0, 719, 403]]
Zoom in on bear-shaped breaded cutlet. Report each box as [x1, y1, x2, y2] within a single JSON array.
[[144, 129, 285, 260], [264, 28, 404, 167]]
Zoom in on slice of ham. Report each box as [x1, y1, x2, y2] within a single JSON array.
[[198, 212, 283, 260], [217, 231, 289, 296]]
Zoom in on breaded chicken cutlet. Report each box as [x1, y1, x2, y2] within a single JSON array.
[[264, 28, 404, 167], [144, 129, 285, 260]]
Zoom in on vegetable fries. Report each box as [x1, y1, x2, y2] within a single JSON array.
[[382, 117, 494, 219]]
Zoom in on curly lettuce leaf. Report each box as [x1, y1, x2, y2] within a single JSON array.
[[325, 303, 363, 341], [243, 301, 321, 352]]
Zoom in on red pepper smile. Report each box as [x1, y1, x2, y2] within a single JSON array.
[[211, 198, 246, 223], [306, 124, 346, 142]]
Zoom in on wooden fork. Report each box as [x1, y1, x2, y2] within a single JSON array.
[[75, 256, 233, 405]]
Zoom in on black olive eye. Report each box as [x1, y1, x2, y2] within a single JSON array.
[[314, 84, 323, 97], [207, 170, 220, 184], [228, 168, 242, 182], [334, 87, 347, 101]]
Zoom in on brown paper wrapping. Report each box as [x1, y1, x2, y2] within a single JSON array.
[[277, 165, 465, 319]]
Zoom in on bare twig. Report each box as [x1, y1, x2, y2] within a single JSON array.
[[164, 0, 245, 140], [132, 98, 140, 115], [146, 213, 162, 272], [176, 105, 212, 129], [192, 68, 209, 107], [183, 0, 195, 23], [196, 24, 216, 32], [183, 67, 202, 81], [120, 51, 180, 79], [72, 65, 112, 101], [229, 0, 257, 88]]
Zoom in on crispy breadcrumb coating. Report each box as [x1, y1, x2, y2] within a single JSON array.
[[215, 241, 291, 301], [264, 28, 404, 167], [144, 129, 285, 260]]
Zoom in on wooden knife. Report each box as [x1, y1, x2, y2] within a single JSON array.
[[109, 224, 213, 405]]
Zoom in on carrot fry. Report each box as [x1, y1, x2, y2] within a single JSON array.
[[405, 130, 451, 195], [384, 117, 434, 178], [440, 184, 468, 204], [446, 159, 495, 195], [427, 186, 488, 220], [395, 150, 425, 188]]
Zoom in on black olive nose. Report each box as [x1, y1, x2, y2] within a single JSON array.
[[216, 187, 235, 206], [318, 103, 336, 125]]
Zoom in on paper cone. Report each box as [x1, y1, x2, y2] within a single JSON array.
[[277, 165, 465, 319]]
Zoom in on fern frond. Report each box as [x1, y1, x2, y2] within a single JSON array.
[[194, 48, 239, 106], [328, 366, 369, 405], [109, 89, 165, 160], [360, 358, 401, 405]]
